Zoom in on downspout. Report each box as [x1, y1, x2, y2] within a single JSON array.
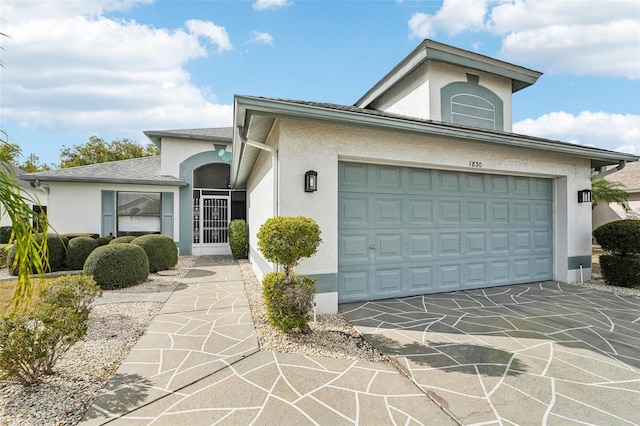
[[592, 160, 626, 180], [237, 126, 278, 217]]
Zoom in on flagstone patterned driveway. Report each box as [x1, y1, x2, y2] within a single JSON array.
[[340, 283, 640, 425]]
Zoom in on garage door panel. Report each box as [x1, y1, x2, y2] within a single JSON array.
[[408, 199, 434, 224], [373, 197, 403, 226], [338, 234, 370, 266], [375, 268, 403, 296], [408, 234, 434, 260], [340, 197, 369, 227], [439, 200, 461, 223], [338, 162, 553, 303], [407, 265, 434, 292], [340, 270, 370, 301]]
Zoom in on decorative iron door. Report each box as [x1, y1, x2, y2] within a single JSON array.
[[192, 195, 230, 255]]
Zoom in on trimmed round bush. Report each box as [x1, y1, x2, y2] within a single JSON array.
[[7, 233, 68, 275], [593, 220, 640, 256], [229, 219, 248, 260], [262, 272, 316, 333], [599, 255, 640, 288], [132, 234, 178, 273], [109, 235, 137, 244], [62, 233, 99, 240], [83, 244, 149, 289], [95, 236, 113, 246], [66, 237, 99, 270]]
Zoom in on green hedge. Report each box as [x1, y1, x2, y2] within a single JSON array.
[[66, 237, 99, 270], [7, 233, 68, 275], [262, 272, 316, 333], [83, 244, 149, 289], [131, 234, 178, 273], [593, 220, 640, 256], [599, 255, 640, 288], [0, 226, 12, 244], [229, 219, 248, 260], [109, 235, 137, 244]]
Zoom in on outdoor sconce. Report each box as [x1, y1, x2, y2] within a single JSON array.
[[305, 170, 318, 192], [577, 189, 592, 203]]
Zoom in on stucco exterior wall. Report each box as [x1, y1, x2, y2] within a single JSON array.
[[372, 61, 513, 131], [160, 138, 230, 178], [247, 124, 280, 281], [246, 117, 593, 312], [0, 187, 48, 228], [44, 182, 179, 237], [592, 192, 640, 233]]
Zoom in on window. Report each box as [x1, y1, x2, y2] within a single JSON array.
[[117, 192, 161, 236]]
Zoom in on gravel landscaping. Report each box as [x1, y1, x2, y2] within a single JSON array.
[[0, 256, 637, 425]]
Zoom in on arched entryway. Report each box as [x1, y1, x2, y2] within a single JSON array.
[[191, 163, 245, 255]]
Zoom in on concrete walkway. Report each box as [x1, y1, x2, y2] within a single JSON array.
[[81, 257, 454, 425], [341, 283, 640, 425]]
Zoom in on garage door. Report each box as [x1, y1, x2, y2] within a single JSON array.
[[338, 162, 553, 303]]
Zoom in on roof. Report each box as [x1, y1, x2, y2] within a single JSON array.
[[355, 39, 542, 109], [144, 127, 233, 147], [604, 160, 640, 192], [231, 95, 638, 189], [19, 156, 187, 187]]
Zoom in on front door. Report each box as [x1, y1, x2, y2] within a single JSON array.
[[192, 195, 231, 255]]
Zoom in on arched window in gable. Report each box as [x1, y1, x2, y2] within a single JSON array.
[[441, 78, 504, 131]]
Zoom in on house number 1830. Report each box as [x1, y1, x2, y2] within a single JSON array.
[[469, 161, 483, 168]]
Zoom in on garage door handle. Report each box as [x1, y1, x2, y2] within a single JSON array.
[[369, 245, 376, 249]]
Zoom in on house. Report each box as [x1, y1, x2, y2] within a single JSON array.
[[21, 40, 637, 313], [592, 160, 640, 231], [0, 164, 49, 230]]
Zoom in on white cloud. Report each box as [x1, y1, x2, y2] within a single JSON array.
[[186, 19, 232, 53], [409, 0, 488, 39], [249, 30, 274, 46], [0, 1, 233, 140], [513, 111, 640, 153], [408, 0, 640, 79], [253, 0, 293, 11]]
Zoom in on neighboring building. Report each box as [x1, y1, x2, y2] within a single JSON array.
[[0, 165, 49, 229], [21, 40, 637, 313], [592, 160, 640, 231]]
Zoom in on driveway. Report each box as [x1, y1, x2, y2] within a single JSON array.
[[340, 282, 640, 425]]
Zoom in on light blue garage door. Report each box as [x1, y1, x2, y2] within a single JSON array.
[[338, 162, 553, 303]]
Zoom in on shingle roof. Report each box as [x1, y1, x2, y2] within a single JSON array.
[[19, 156, 186, 186], [605, 160, 640, 192], [144, 127, 233, 145]]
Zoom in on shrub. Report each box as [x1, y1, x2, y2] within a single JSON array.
[[95, 236, 113, 246], [0, 304, 86, 385], [229, 219, 248, 260], [598, 255, 640, 288], [257, 216, 322, 281], [593, 220, 640, 257], [109, 235, 137, 244], [257, 216, 321, 333], [262, 272, 316, 333], [66, 237, 99, 270], [62, 233, 99, 240], [0, 226, 12, 244], [132, 234, 178, 273], [83, 244, 149, 289], [39, 275, 102, 321], [7, 233, 68, 276]]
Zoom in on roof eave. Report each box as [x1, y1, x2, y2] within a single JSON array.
[[19, 175, 188, 187], [355, 39, 542, 109], [231, 95, 638, 187]]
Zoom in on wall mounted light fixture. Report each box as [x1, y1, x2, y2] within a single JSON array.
[[577, 189, 592, 203], [305, 170, 318, 192]]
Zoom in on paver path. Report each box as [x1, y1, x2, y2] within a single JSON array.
[[341, 282, 640, 425], [81, 257, 453, 425]]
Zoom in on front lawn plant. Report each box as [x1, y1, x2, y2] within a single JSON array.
[[257, 216, 321, 333], [593, 219, 640, 288]]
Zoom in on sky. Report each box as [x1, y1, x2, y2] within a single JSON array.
[[0, 0, 639, 167]]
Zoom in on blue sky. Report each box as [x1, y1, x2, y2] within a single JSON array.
[[1, 0, 639, 166]]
